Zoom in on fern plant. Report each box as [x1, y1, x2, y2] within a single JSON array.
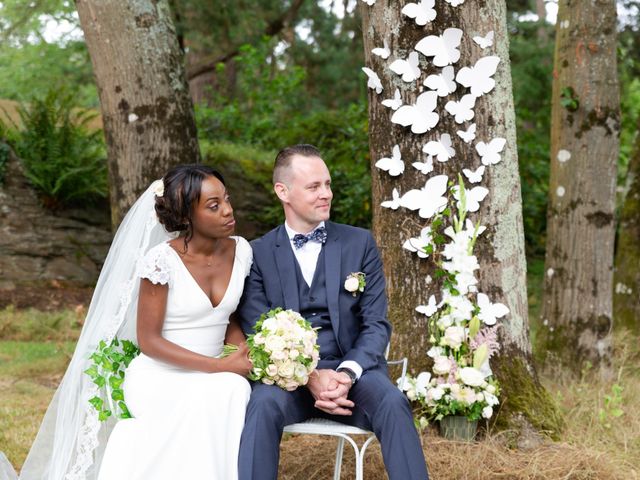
[[10, 88, 108, 208]]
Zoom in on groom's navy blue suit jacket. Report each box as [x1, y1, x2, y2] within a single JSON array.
[[238, 221, 391, 373]]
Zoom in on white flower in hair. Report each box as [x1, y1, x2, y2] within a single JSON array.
[[151, 179, 164, 197]]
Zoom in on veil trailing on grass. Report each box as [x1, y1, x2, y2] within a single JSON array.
[[17, 181, 172, 480]]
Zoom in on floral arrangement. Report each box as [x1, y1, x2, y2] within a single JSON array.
[[399, 176, 506, 425], [243, 308, 320, 390], [344, 272, 366, 296]]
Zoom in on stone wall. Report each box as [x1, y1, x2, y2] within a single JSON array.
[[0, 150, 113, 288]]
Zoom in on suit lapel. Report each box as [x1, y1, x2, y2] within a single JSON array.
[[274, 225, 300, 312], [324, 222, 342, 337]]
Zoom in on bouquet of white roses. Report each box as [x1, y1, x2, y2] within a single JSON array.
[[244, 308, 319, 391]]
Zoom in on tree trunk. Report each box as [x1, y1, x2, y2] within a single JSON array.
[[76, 0, 201, 228], [540, 0, 620, 375], [361, 1, 560, 434], [614, 119, 640, 333]]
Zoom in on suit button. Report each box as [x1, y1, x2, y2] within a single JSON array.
[[310, 297, 316, 301], [312, 313, 317, 316]]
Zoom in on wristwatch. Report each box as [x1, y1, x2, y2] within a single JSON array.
[[336, 367, 357, 386]]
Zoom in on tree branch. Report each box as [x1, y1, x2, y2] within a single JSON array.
[[186, 0, 306, 81]]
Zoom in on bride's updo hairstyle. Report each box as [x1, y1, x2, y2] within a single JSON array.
[[155, 164, 225, 245]]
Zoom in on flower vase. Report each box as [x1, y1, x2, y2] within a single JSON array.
[[439, 416, 477, 441]]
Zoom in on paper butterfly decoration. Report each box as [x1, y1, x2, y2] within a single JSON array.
[[473, 31, 494, 49], [444, 94, 476, 124], [416, 295, 438, 316], [361, 0, 376, 5], [452, 184, 489, 213], [381, 88, 403, 111], [372, 39, 390, 59], [391, 91, 439, 134], [477, 293, 509, 325], [412, 156, 434, 175], [375, 144, 405, 176], [423, 133, 455, 163], [443, 219, 486, 240], [415, 28, 463, 67], [399, 174, 449, 219], [456, 123, 476, 143], [462, 165, 485, 183], [401, 0, 437, 26], [423, 65, 456, 97], [456, 56, 501, 97], [403, 227, 433, 259], [476, 137, 506, 165], [390, 52, 421, 83], [443, 0, 465, 6], [361, 67, 383, 94], [381, 188, 401, 210]]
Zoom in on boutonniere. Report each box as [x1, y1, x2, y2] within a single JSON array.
[[344, 272, 366, 297]]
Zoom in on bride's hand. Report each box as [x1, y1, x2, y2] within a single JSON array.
[[219, 343, 252, 377]]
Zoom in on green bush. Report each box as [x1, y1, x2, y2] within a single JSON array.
[[2, 88, 107, 208]]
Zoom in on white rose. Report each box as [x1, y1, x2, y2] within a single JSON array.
[[482, 406, 493, 419], [428, 386, 445, 402], [253, 333, 265, 345], [288, 349, 300, 360], [277, 360, 295, 378], [459, 367, 485, 387], [266, 364, 278, 377], [406, 389, 417, 401], [442, 326, 465, 350], [284, 380, 299, 391], [294, 364, 308, 379], [270, 349, 288, 361], [344, 276, 360, 292], [151, 179, 164, 197], [264, 335, 286, 353], [262, 317, 278, 332], [262, 378, 274, 385], [432, 356, 452, 375]]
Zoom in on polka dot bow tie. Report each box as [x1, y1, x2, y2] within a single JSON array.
[[292, 226, 328, 249]]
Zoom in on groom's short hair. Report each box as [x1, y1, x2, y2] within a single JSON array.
[[273, 144, 322, 185]]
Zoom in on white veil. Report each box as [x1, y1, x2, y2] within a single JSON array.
[[15, 181, 172, 480]]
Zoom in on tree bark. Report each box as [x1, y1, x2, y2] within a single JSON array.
[[540, 0, 620, 375], [614, 118, 640, 333], [76, 0, 201, 228], [361, 1, 560, 434]]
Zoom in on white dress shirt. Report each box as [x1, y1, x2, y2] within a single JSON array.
[[284, 221, 363, 380]]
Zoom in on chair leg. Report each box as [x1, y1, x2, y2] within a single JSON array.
[[357, 435, 377, 480], [333, 437, 345, 480]]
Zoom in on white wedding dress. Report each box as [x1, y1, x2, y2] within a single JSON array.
[[97, 236, 252, 480]]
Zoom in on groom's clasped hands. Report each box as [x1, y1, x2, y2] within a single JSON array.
[[307, 369, 355, 416]]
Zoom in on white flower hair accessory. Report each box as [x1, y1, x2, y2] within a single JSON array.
[[151, 179, 164, 197], [344, 272, 366, 297]]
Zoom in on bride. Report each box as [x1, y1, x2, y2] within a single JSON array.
[[13, 164, 253, 480]]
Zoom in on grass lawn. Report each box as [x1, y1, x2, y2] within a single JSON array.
[[1, 293, 639, 479]]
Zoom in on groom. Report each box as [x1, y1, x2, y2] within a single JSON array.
[[237, 144, 429, 480]]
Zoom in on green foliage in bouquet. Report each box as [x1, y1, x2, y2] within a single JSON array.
[[84, 338, 140, 422]]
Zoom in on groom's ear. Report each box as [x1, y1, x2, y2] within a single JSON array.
[[274, 182, 288, 203]]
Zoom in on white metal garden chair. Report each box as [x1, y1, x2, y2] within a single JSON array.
[[283, 346, 408, 480]]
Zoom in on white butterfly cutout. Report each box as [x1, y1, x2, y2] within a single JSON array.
[[443, 0, 465, 6], [423, 133, 455, 163], [391, 91, 439, 134], [372, 39, 390, 59], [416, 295, 438, 316], [456, 56, 501, 97], [399, 174, 449, 219], [476, 137, 506, 165], [462, 165, 485, 183], [381, 88, 403, 111], [444, 94, 476, 124], [473, 31, 494, 49], [415, 28, 463, 67], [456, 123, 476, 143], [361, 0, 376, 5], [401, 0, 436, 26], [361, 67, 383, 94], [389, 52, 421, 83], [375, 144, 404, 176], [423, 65, 456, 97], [452, 184, 489, 212], [477, 292, 509, 325], [381, 188, 401, 210], [412, 156, 434, 175], [403, 227, 433, 259], [444, 219, 486, 240]]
